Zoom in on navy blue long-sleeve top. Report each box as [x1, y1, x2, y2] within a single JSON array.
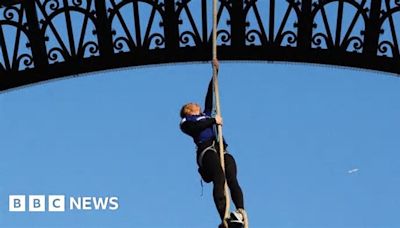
[[180, 80, 219, 149]]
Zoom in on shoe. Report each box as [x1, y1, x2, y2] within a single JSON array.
[[229, 210, 244, 224]]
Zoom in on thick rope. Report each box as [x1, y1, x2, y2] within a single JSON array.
[[211, 0, 230, 223], [212, 1, 249, 227]]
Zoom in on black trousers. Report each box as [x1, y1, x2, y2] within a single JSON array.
[[199, 149, 244, 220]]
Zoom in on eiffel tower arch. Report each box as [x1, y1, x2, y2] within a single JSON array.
[[0, 0, 399, 91]]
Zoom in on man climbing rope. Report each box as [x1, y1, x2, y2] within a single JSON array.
[[179, 59, 246, 228]]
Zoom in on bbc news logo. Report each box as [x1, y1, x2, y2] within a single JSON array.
[[9, 195, 119, 212]]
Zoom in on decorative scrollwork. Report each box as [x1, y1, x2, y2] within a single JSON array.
[[344, 36, 363, 52], [179, 31, 196, 47], [312, 32, 329, 48], [48, 47, 67, 62], [311, 0, 368, 52], [0, 3, 33, 72], [36, 0, 100, 63], [72, 0, 84, 8], [280, 30, 297, 46], [2, 0, 400, 91], [378, 41, 395, 57], [3, 5, 19, 20], [16, 53, 34, 69], [148, 33, 165, 49], [109, 0, 166, 52], [378, 2, 400, 58], [113, 36, 131, 52], [82, 41, 99, 57], [43, 0, 60, 12], [217, 29, 231, 44], [245, 29, 262, 45]]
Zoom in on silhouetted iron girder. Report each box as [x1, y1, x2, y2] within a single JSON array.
[[0, 0, 399, 91]]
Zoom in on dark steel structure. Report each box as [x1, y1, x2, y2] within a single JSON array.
[[0, 0, 399, 91]]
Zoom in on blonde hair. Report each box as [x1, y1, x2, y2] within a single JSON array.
[[180, 103, 200, 118]]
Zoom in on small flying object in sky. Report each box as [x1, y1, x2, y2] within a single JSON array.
[[348, 168, 359, 174]]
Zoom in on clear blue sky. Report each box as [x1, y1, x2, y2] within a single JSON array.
[[1, 62, 400, 228]]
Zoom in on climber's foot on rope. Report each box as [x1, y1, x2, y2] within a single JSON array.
[[237, 208, 249, 228], [218, 209, 248, 228]]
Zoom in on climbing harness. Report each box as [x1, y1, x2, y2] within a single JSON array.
[[197, 141, 217, 167], [197, 141, 228, 168], [211, 0, 249, 227]]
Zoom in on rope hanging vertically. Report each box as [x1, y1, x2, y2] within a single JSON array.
[[211, 0, 230, 223], [212, 1, 249, 227]]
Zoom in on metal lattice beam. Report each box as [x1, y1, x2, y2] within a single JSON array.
[[0, 0, 399, 91]]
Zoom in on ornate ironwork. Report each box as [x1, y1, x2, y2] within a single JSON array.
[[0, 0, 399, 91]]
